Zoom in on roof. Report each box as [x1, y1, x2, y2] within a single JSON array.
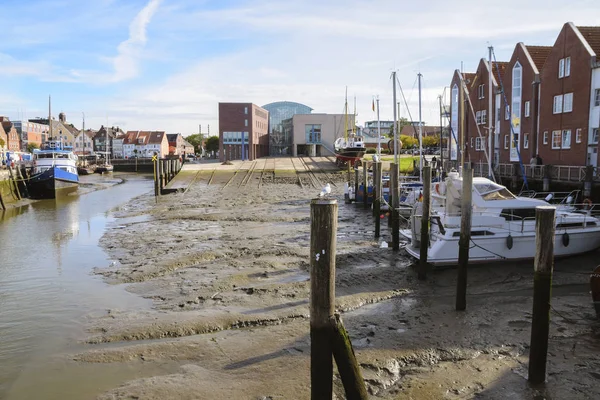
[[166, 134, 179, 143], [492, 62, 508, 86], [124, 131, 166, 145], [525, 45, 553, 71], [576, 26, 600, 56]]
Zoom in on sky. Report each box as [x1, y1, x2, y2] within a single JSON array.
[[1, 0, 599, 136]]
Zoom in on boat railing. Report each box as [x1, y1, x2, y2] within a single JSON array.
[[519, 189, 582, 205]]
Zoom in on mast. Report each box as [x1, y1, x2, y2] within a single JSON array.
[[376, 96, 381, 155], [488, 46, 493, 178], [418, 73, 423, 180], [439, 95, 443, 171], [82, 112, 85, 157], [392, 71, 398, 165], [353, 95, 357, 135], [48, 95, 52, 140], [344, 87, 348, 140], [459, 74, 465, 170]]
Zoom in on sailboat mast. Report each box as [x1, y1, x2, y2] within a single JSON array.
[[344, 87, 348, 140], [48, 95, 52, 140], [418, 73, 423, 181], [392, 71, 398, 165], [376, 96, 381, 155], [488, 46, 493, 178], [353, 95, 356, 135]]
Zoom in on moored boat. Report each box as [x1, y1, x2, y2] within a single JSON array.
[[28, 141, 79, 199], [95, 164, 114, 173], [401, 171, 600, 266]]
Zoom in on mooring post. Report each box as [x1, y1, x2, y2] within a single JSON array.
[[374, 162, 382, 238], [310, 198, 338, 400], [153, 157, 159, 199], [354, 167, 359, 204], [528, 206, 556, 384], [418, 166, 431, 280], [456, 165, 473, 310], [363, 162, 368, 209], [388, 164, 393, 228], [391, 163, 400, 250], [543, 165, 552, 192]]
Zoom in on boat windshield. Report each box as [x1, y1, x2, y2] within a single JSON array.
[[474, 182, 516, 201]]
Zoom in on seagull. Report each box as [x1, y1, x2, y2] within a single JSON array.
[[318, 183, 332, 197]]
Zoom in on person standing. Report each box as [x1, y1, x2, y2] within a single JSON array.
[[536, 154, 543, 165]]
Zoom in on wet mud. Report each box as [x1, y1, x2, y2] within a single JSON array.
[[80, 169, 600, 399]]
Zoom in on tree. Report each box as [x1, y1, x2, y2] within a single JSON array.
[[185, 134, 204, 154], [0, 137, 5, 148], [27, 143, 40, 153], [205, 136, 219, 153], [388, 117, 411, 138], [399, 135, 418, 148], [423, 135, 440, 147]]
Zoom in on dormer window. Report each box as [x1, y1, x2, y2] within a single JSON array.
[[138, 138, 144, 144]]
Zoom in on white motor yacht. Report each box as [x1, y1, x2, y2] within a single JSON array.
[[400, 171, 600, 266]]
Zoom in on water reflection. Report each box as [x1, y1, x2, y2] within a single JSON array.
[[0, 174, 154, 399]]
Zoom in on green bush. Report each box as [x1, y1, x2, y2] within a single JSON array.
[[366, 148, 376, 154]]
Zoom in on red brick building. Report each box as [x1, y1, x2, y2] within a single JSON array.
[[218, 103, 269, 161], [0, 117, 21, 152], [497, 44, 552, 164]]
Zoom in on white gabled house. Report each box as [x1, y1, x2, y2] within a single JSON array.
[[123, 131, 169, 158]]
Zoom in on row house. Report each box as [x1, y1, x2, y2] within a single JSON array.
[[113, 133, 127, 159], [93, 126, 124, 158], [449, 22, 600, 169], [123, 131, 169, 158], [182, 139, 194, 155], [537, 23, 600, 167], [74, 129, 96, 156], [166, 133, 197, 156], [28, 114, 77, 149], [0, 122, 8, 159], [0, 117, 21, 152]]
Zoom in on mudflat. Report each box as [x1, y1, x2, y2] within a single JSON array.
[[82, 165, 600, 399]]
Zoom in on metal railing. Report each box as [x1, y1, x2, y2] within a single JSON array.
[[491, 163, 600, 183]]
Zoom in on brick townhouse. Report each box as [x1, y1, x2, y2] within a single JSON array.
[[537, 23, 600, 167], [450, 22, 600, 169], [497, 43, 552, 165], [218, 103, 269, 162]]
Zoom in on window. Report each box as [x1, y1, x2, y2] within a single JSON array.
[[481, 110, 487, 124], [504, 135, 509, 149], [565, 57, 571, 77], [505, 105, 510, 120], [244, 107, 248, 115], [552, 131, 561, 149], [478, 84, 485, 99], [475, 137, 485, 151], [595, 89, 600, 107], [305, 124, 322, 143], [543, 131, 548, 145], [476, 111, 481, 125], [524, 133, 529, 149], [562, 130, 571, 149], [553, 95, 563, 114], [563, 93, 573, 113], [576, 128, 582, 143], [244, 119, 248, 127], [559, 58, 565, 78], [524, 101, 530, 117], [471, 137, 474, 148], [593, 128, 599, 144]]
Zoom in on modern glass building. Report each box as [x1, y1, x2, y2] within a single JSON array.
[[262, 101, 312, 155]]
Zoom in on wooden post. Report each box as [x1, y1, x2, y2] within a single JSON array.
[[391, 163, 400, 250], [153, 157, 159, 199], [7, 166, 21, 200], [374, 162, 382, 238], [528, 206, 556, 384], [310, 198, 338, 400], [543, 165, 551, 192], [418, 166, 431, 280], [354, 167, 359, 204], [456, 165, 473, 310], [363, 162, 368, 209], [329, 314, 369, 400], [388, 164, 393, 228], [584, 165, 593, 199]]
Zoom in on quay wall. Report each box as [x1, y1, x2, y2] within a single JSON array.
[[0, 176, 18, 207]]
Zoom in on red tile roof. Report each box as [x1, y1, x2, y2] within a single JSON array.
[[492, 62, 508, 86], [525, 45, 553, 71], [124, 131, 165, 145], [577, 26, 600, 56]]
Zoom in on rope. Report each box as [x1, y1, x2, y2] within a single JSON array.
[[491, 49, 529, 190], [468, 237, 508, 260], [396, 75, 420, 139]]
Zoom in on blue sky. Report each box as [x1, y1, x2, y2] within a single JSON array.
[[1, 0, 599, 135]]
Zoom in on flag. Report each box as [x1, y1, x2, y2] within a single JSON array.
[[372, 98, 375, 112]]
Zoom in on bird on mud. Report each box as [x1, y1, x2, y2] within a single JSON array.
[[318, 183, 332, 198]]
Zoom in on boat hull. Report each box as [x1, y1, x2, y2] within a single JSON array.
[[27, 167, 79, 199], [335, 147, 366, 162], [95, 165, 114, 173], [401, 228, 600, 266]]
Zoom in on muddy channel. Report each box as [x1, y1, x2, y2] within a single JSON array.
[[82, 170, 600, 399]]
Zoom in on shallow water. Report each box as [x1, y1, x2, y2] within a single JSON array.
[[0, 174, 155, 399]]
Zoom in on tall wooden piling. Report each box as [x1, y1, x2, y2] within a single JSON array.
[[310, 198, 338, 399], [456, 165, 473, 310], [363, 162, 368, 209], [391, 163, 400, 250], [153, 157, 159, 199], [528, 206, 556, 384], [354, 167, 359, 203], [418, 166, 431, 280], [542, 165, 552, 192], [374, 162, 382, 238]]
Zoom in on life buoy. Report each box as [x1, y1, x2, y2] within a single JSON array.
[[583, 198, 592, 210]]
